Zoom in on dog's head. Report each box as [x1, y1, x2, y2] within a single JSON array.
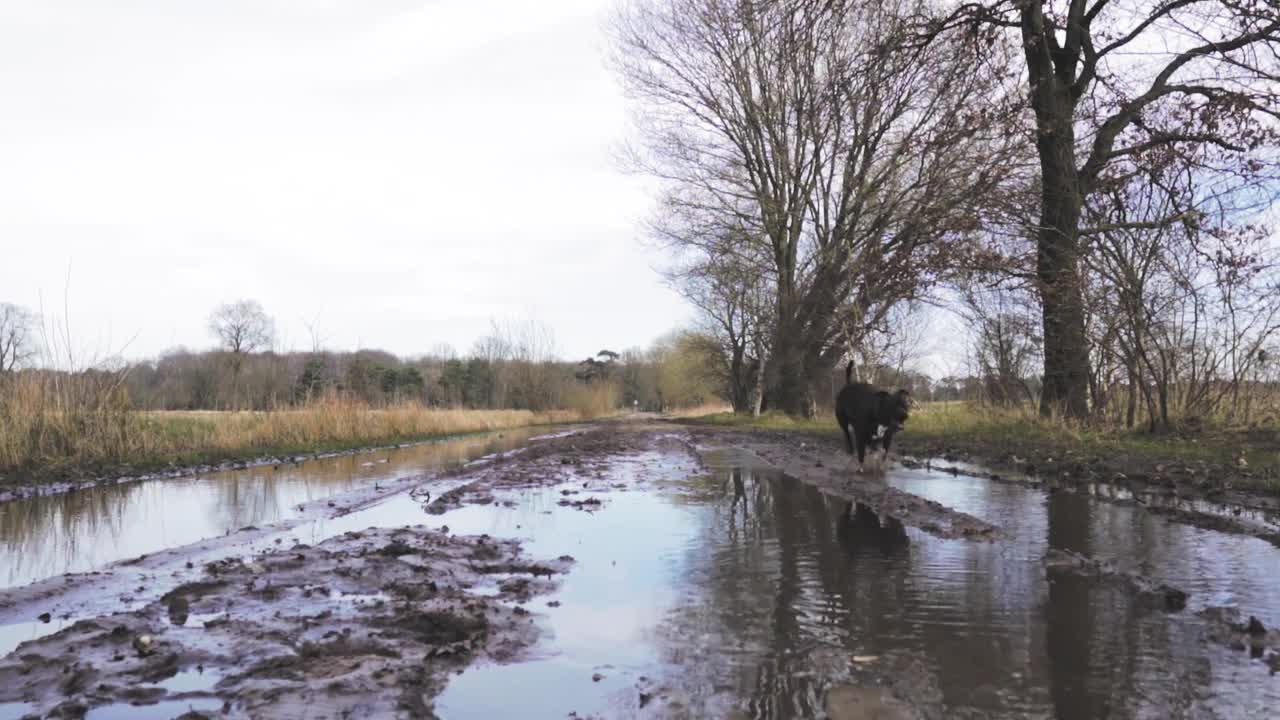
[[876, 389, 911, 431]]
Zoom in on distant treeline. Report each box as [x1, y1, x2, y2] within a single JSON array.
[[32, 331, 734, 414]]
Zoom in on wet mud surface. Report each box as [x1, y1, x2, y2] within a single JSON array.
[[0, 526, 570, 719], [2, 421, 1280, 718]]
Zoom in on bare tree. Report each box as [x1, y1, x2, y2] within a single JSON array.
[[666, 230, 774, 414], [958, 284, 1043, 406], [0, 303, 37, 374], [209, 300, 275, 356], [930, 0, 1280, 418], [207, 300, 275, 408], [615, 0, 1017, 416]]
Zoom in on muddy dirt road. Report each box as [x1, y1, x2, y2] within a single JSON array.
[[1, 421, 1278, 719]]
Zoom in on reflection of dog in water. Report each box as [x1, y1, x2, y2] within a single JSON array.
[[834, 361, 911, 472], [838, 501, 908, 554]]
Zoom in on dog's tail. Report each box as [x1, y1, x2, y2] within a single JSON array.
[[845, 360, 854, 384]]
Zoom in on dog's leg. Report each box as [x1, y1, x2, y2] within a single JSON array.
[[853, 431, 867, 473], [855, 428, 876, 473], [881, 429, 897, 468], [840, 419, 854, 456]]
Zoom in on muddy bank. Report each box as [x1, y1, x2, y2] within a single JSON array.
[[894, 430, 1280, 511], [422, 426, 705, 519], [690, 424, 1280, 546], [1044, 548, 1188, 612], [687, 427, 999, 540], [0, 525, 571, 719], [895, 453, 1280, 548], [1201, 606, 1280, 674]]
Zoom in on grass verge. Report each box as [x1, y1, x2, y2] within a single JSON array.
[[684, 402, 1280, 492]]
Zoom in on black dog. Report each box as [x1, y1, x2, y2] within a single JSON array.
[[834, 361, 911, 469]]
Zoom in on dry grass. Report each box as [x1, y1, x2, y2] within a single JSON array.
[[0, 372, 596, 482]]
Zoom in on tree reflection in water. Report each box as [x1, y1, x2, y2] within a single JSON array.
[[650, 464, 1274, 718], [0, 428, 540, 589]]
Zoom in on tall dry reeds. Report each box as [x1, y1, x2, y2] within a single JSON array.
[[0, 373, 592, 481], [0, 369, 138, 476]]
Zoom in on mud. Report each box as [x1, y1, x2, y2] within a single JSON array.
[[423, 428, 696, 516], [1200, 606, 1280, 673], [0, 525, 571, 719], [1044, 547, 1188, 611]]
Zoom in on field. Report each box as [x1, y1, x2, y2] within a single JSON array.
[[0, 392, 594, 485]]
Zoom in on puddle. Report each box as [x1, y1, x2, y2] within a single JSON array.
[[84, 698, 224, 720], [153, 668, 221, 694], [289, 490, 451, 546], [0, 702, 33, 720], [327, 589, 391, 606], [1085, 481, 1280, 537], [0, 615, 83, 658], [0, 427, 547, 589], [432, 458, 1280, 719], [165, 611, 226, 629]]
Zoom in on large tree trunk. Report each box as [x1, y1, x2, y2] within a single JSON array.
[[1125, 361, 1138, 429], [750, 353, 765, 417], [767, 306, 819, 418], [1033, 100, 1091, 419], [728, 348, 750, 413], [769, 344, 816, 418]]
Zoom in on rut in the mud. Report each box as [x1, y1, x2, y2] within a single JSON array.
[[0, 525, 571, 719]]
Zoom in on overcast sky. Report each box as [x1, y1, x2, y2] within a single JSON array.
[[0, 0, 692, 363]]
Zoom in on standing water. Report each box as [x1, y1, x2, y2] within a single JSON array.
[[0, 427, 546, 590], [431, 449, 1280, 719]]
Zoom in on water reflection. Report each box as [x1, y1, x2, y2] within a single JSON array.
[[0, 428, 544, 589], [436, 462, 1280, 719]]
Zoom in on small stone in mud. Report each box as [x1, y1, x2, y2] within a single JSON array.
[[38, 612, 51, 623], [132, 634, 155, 657]]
